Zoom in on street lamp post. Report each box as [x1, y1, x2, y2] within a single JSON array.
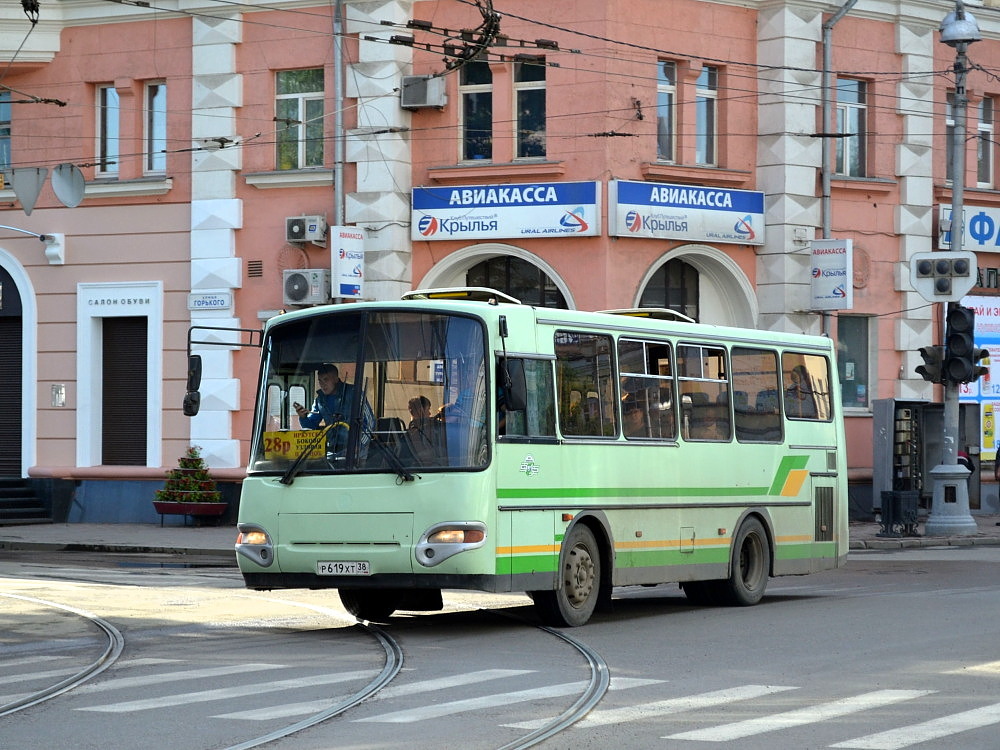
[[925, 2, 981, 536]]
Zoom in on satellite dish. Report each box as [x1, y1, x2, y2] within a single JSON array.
[[52, 163, 85, 208], [10, 167, 48, 215]]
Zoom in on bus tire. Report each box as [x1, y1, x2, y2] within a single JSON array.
[[338, 588, 398, 622], [532, 524, 601, 627], [716, 517, 770, 606]]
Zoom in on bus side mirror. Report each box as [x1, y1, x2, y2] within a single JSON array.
[[183, 355, 202, 416], [504, 359, 528, 412], [183, 390, 201, 417], [187, 354, 203, 391]]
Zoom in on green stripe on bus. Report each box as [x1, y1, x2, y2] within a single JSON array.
[[497, 486, 768, 500]]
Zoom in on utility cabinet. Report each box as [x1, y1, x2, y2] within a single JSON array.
[[873, 398, 981, 512]]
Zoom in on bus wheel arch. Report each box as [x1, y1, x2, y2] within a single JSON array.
[[532, 519, 609, 627]]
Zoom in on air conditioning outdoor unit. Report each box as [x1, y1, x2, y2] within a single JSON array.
[[283, 269, 331, 306], [400, 75, 447, 109], [285, 215, 328, 243]]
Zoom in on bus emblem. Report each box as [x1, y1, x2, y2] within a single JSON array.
[[519, 455, 540, 477]]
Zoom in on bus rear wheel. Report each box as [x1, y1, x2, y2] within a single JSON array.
[[338, 588, 398, 622], [532, 524, 601, 627], [716, 517, 770, 606]]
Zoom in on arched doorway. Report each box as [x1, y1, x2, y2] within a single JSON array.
[[636, 244, 757, 328], [418, 243, 574, 309], [0, 264, 23, 475]]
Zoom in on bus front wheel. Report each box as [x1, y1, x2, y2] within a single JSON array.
[[717, 516, 770, 606], [532, 524, 601, 627], [338, 588, 398, 622]]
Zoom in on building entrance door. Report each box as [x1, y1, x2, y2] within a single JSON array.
[[0, 266, 23, 475]]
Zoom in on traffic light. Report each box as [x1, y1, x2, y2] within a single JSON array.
[[915, 345, 944, 383], [944, 304, 987, 383], [909, 251, 977, 302]]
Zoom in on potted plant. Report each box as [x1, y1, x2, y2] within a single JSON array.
[[153, 445, 227, 523]]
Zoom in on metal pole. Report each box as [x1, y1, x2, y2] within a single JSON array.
[[926, 33, 978, 536]]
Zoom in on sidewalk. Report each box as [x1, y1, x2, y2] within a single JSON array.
[[2, 515, 1000, 557]]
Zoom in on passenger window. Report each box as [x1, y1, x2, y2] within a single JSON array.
[[677, 344, 730, 441], [555, 332, 616, 437], [618, 338, 676, 440], [782, 352, 832, 421], [731, 347, 782, 442]]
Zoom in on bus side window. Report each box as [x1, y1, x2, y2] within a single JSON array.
[[731, 347, 782, 442], [499, 357, 556, 440]]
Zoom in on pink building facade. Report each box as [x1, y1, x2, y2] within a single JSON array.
[[0, 0, 998, 522]]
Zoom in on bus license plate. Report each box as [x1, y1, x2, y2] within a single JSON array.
[[317, 561, 371, 576]]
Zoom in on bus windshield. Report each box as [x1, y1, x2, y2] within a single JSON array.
[[251, 309, 488, 476]]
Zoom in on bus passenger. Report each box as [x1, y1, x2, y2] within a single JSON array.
[[407, 395, 442, 464], [622, 394, 648, 438], [294, 364, 374, 455]]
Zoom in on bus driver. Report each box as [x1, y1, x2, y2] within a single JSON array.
[[295, 364, 374, 455]]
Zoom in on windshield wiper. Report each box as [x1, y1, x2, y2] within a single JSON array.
[[367, 428, 416, 483], [278, 423, 333, 486]]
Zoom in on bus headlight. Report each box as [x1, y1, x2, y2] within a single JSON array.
[[415, 522, 487, 567], [236, 524, 274, 568]]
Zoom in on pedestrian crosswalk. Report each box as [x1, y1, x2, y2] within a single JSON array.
[[3, 655, 1000, 747]]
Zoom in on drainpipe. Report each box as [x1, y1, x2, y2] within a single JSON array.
[[820, 0, 857, 335], [333, 0, 345, 227]]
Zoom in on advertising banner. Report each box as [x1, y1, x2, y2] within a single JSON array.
[[411, 181, 600, 241], [959, 295, 1000, 459], [609, 180, 765, 245], [330, 226, 366, 299], [809, 239, 854, 310]]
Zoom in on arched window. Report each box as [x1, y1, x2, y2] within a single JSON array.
[[639, 259, 699, 321], [466, 256, 567, 308]]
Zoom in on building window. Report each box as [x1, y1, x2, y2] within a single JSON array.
[[836, 315, 870, 409], [946, 92, 956, 183], [275, 68, 324, 170], [145, 82, 167, 174], [695, 66, 717, 165], [514, 58, 546, 158], [460, 60, 492, 161], [466, 255, 567, 308], [0, 90, 9, 172], [656, 61, 676, 162], [97, 85, 119, 177], [978, 96, 994, 188], [835, 78, 867, 177], [639, 258, 700, 321]]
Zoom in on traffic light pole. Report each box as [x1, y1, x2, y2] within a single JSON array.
[[925, 380, 978, 536], [925, 21, 979, 536]]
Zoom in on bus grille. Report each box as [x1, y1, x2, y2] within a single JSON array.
[[814, 487, 834, 542]]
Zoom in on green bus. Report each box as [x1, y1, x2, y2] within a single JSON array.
[[220, 288, 847, 627]]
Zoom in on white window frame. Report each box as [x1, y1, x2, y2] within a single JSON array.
[[97, 84, 119, 177], [459, 60, 493, 162], [978, 96, 994, 188], [275, 69, 325, 171], [513, 58, 546, 159], [835, 78, 867, 177], [695, 66, 717, 166], [656, 61, 676, 162], [145, 81, 167, 175], [0, 90, 10, 172]]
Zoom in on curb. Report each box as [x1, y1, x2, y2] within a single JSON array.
[[850, 535, 1000, 551], [0, 539, 235, 558]]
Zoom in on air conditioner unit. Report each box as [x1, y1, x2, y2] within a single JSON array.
[[285, 215, 328, 243], [400, 75, 447, 109], [283, 269, 331, 306]]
